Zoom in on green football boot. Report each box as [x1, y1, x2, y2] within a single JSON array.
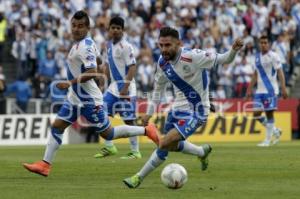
[[123, 174, 142, 188], [120, 151, 142, 159], [94, 145, 118, 158], [199, 144, 212, 171]]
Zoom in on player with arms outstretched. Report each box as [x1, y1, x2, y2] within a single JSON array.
[[123, 27, 244, 188], [94, 17, 142, 159], [22, 11, 159, 177], [246, 35, 288, 147]]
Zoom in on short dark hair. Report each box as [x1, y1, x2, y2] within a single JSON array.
[[72, 10, 90, 27], [109, 16, 124, 29], [159, 27, 179, 39], [259, 35, 269, 42]]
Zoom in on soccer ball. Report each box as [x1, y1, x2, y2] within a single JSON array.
[[161, 163, 188, 189]]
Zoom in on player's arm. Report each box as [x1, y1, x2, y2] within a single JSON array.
[[57, 45, 98, 90], [119, 44, 137, 98], [216, 38, 244, 65], [142, 65, 168, 126], [119, 64, 136, 98], [246, 70, 257, 99], [96, 58, 109, 92], [277, 68, 288, 99]]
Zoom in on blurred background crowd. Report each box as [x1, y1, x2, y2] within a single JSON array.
[[0, 0, 300, 114]]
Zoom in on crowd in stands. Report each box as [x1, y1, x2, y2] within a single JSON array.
[[0, 0, 300, 113]]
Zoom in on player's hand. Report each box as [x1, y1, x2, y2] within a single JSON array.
[[119, 87, 130, 100], [232, 38, 244, 51], [56, 81, 71, 90], [142, 115, 151, 126], [281, 88, 288, 99]]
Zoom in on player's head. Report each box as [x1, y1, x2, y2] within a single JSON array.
[[71, 10, 90, 41], [259, 35, 270, 54], [158, 27, 181, 61], [108, 16, 124, 42]]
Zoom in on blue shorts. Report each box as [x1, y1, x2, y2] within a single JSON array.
[[253, 94, 278, 111], [103, 91, 136, 121], [57, 100, 111, 133], [164, 111, 206, 139]]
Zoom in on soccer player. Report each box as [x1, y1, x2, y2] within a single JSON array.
[[123, 27, 244, 188], [246, 35, 288, 147], [94, 17, 141, 159], [22, 11, 159, 177]]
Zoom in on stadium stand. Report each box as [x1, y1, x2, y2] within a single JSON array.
[[0, 0, 299, 114]]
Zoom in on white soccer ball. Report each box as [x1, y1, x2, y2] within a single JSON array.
[[161, 163, 188, 189]]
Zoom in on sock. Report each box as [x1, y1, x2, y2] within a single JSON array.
[[257, 116, 267, 127], [137, 149, 168, 179], [104, 140, 114, 147], [265, 119, 274, 143], [178, 141, 205, 157], [43, 127, 64, 164], [129, 136, 139, 152], [106, 125, 145, 140]]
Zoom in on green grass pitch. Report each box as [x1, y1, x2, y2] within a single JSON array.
[[1, 142, 300, 199]]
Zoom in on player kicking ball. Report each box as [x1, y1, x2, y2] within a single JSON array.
[[22, 11, 159, 177], [123, 27, 244, 188], [246, 35, 288, 147]]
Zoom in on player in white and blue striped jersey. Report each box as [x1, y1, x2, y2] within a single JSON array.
[[124, 27, 244, 188], [246, 35, 288, 147], [23, 11, 159, 177], [94, 16, 142, 159]]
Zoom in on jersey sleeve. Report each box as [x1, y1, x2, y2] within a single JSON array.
[[79, 42, 98, 69], [123, 44, 136, 66], [272, 52, 282, 70], [192, 49, 217, 69]]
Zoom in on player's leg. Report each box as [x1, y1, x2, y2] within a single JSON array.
[[120, 119, 142, 159], [83, 104, 159, 145], [94, 92, 118, 158], [23, 101, 76, 176], [123, 111, 211, 188]]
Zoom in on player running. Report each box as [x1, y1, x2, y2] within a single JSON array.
[[94, 16, 141, 159], [22, 11, 159, 177], [123, 27, 244, 188], [246, 35, 288, 147]]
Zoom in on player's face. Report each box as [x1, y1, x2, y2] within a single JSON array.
[[158, 36, 180, 61], [71, 18, 89, 41], [259, 39, 269, 54], [108, 24, 123, 42]]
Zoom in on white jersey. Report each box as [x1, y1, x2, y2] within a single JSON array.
[[105, 38, 137, 97], [149, 47, 218, 117], [66, 37, 103, 106], [254, 51, 282, 95]]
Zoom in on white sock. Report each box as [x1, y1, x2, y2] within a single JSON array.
[[137, 149, 167, 179], [266, 122, 274, 142], [129, 136, 139, 152], [179, 141, 205, 157], [107, 125, 145, 140], [104, 140, 114, 147], [43, 133, 63, 164]]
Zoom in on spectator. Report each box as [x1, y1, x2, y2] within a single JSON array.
[[137, 56, 154, 93], [36, 50, 59, 98], [233, 56, 254, 98], [272, 32, 291, 82], [0, 12, 7, 63], [0, 65, 6, 114], [217, 64, 234, 98], [11, 31, 28, 80], [5, 77, 32, 113]]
